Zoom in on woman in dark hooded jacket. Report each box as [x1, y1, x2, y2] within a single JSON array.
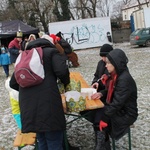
[[9, 36, 70, 150], [91, 49, 138, 149]]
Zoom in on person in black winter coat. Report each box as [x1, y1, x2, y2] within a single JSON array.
[[80, 44, 113, 149], [9, 36, 70, 150], [91, 49, 138, 149]]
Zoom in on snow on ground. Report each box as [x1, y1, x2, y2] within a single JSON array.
[[0, 42, 150, 150]]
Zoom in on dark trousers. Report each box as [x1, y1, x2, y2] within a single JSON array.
[[81, 108, 111, 150], [2, 65, 9, 77], [80, 107, 105, 128], [37, 130, 63, 150]]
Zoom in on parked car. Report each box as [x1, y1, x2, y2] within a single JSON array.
[[130, 27, 150, 47]]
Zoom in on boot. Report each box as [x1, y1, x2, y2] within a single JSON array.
[[68, 143, 80, 150], [63, 138, 80, 150], [104, 132, 111, 150], [95, 131, 106, 150]]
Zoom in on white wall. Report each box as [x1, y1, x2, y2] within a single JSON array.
[[133, 9, 145, 29], [48, 17, 112, 50], [143, 8, 150, 27]]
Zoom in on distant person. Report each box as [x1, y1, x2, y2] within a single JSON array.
[[21, 36, 28, 51], [8, 31, 23, 63], [10, 36, 70, 150], [55, 32, 72, 54], [54, 32, 80, 67], [91, 49, 138, 149], [0, 47, 10, 78], [38, 31, 45, 38], [25, 34, 36, 49]]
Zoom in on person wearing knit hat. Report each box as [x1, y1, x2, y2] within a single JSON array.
[[92, 43, 113, 90], [99, 43, 113, 57], [91, 49, 138, 149], [80, 43, 113, 149]]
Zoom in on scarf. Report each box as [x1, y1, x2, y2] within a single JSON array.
[[100, 72, 117, 103]]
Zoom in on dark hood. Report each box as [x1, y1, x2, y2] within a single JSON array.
[[106, 49, 128, 75], [26, 38, 55, 50]]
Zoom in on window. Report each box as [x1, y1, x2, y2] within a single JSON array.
[[141, 29, 150, 35], [125, 15, 127, 19]]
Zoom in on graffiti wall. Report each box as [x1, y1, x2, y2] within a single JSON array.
[[48, 17, 112, 50]]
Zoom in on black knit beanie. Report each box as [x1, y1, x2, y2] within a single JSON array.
[[99, 44, 113, 56]]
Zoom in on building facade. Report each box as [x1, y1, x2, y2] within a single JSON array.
[[122, 1, 150, 21]]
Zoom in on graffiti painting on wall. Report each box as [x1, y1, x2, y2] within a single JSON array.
[[49, 17, 112, 50], [62, 23, 107, 45]]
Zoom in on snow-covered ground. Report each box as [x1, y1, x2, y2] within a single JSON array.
[[0, 42, 150, 150]]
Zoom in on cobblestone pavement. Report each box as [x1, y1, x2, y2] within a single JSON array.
[[0, 42, 150, 150]]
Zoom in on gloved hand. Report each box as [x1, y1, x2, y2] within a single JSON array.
[[91, 82, 99, 89], [99, 120, 108, 131]]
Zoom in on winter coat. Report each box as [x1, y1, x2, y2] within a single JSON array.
[[8, 38, 21, 63], [0, 53, 10, 65], [80, 60, 108, 123], [102, 49, 138, 140], [92, 60, 109, 92], [58, 38, 72, 54], [5, 77, 21, 129], [9, 38, 70, 133]]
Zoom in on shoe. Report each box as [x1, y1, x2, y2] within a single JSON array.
[[64, 142, 80, 150], [69, 144, 80, 150]]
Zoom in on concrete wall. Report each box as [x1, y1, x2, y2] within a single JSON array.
[[112, 28, 132, 43]]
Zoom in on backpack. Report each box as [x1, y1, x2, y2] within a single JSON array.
[[14, 47, 45, 88]]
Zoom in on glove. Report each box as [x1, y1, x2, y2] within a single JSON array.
[[99, 120, 108, 131]]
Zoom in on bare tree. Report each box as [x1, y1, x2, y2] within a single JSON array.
[[2, 0, 55, 32], [144, 0, 150, 7], [0, 0, 9, 21], [122, 0, 132, 5], [53, 0, 71, 21], [69, 0, 115, 19], [111, 1, 124, 20], [136, 0, 142, 9], [0, 0, 127, 32], [69, 0, 96, 19]]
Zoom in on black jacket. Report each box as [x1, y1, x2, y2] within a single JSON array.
[[103, 49, 138, 140], [92, 60, 109, 98], [10, 38, 70, 133], [58, 38, 72, 54]]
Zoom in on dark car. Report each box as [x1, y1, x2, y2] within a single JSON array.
[[130, 27, 150, 47]]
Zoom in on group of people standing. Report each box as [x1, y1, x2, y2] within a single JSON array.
[[1, 31, 79, 78], [0, 32, 37, 78], [5, 30, 138, 150], [8, 31, 37, 64]]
